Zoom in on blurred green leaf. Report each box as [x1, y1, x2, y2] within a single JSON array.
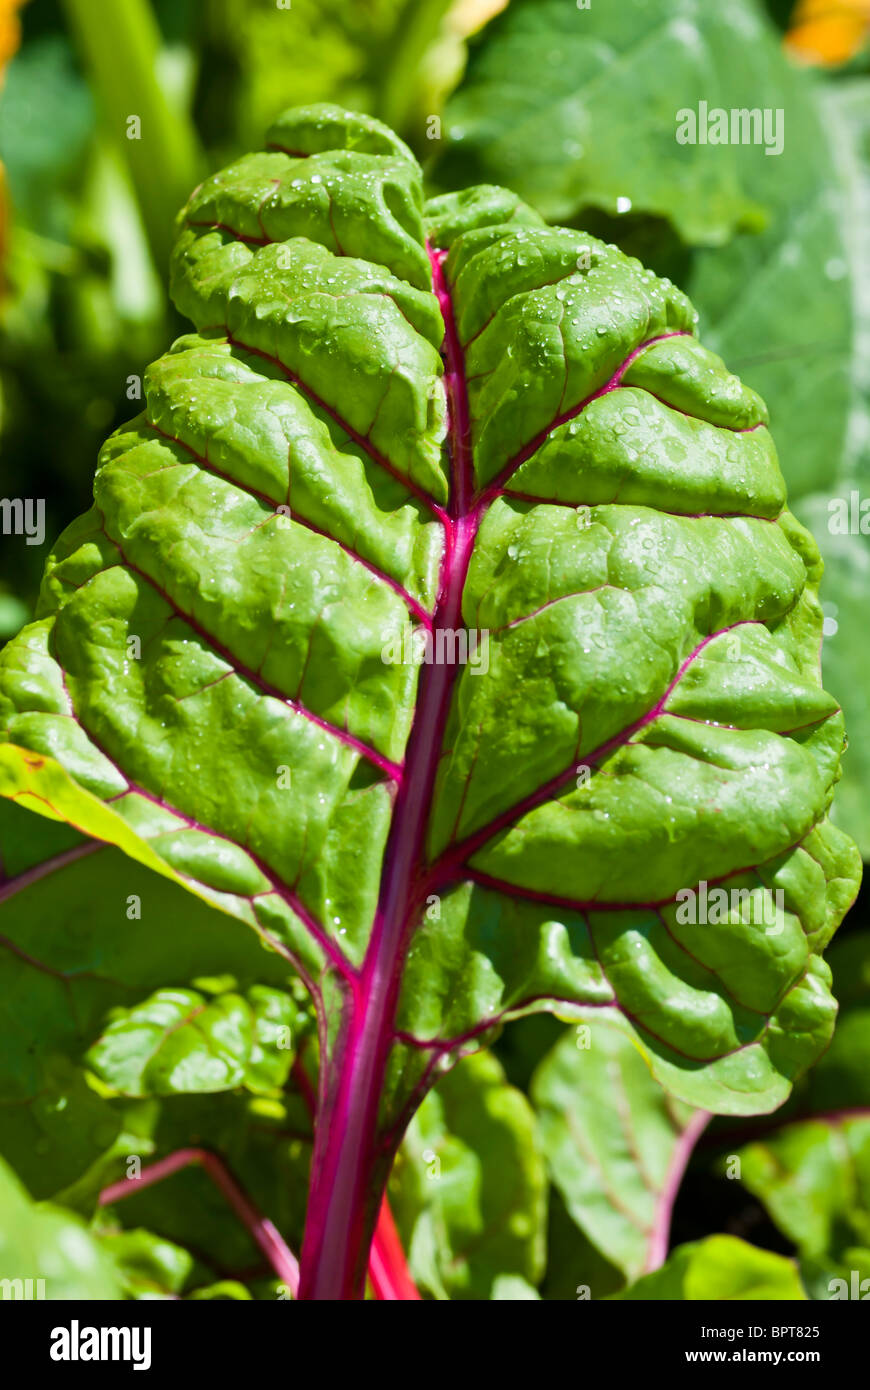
[[786, 78, 870, 855], [0, 34, 95, 234], [612, 1233, 806, 1300], [97, 1225, 195, 1299], [0, 797, 298, 1196], [61, 0, 201, 269], [0, 1154, 121, 1299], [437, 0, 780, 244], [532, 1019, 707, 1282], [738, 1116, 870, 1299]]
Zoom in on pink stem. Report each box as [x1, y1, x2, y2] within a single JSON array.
[[99, 1147, 300, 1297], [645, 1111, 711, 1272], [368, 1198, 422, 1301], [291, 1052, 421, 1300], [296, 245, 476, 1300]]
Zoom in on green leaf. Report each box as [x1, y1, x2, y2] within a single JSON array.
[[99, 1091, 311, 1287], [612, 1233, 806, 1300], [97, 1226, 195, 1299], [0, 795, 298, 1196], [437, 0, 781, 244], [0, 103, 858, 1293], [801, 930, 870, 1114], [532, 1019, 708, 1281], [729, 929, 870, 1299], [784, 78, 870, 855], [0, 1154, 121, 1300], [738, 1116, 870, 1296], [86, 984, 297, 1097], [438, 2, 870, 854], [389, 1051, 547, 1299]]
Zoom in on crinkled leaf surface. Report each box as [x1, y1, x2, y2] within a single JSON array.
[[388, 1050, 546, 1299], [612, 1233, 806, 1300], [87, 983, 297, 1098], [531, 1019, 708, 1281], [0, 101, 859, 1285], [438, 0, 866, 853]]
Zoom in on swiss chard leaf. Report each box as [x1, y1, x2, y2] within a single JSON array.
[[0, 101, 859, 1297], [87, 984, 298, 1098], [0, 796, 300, 1197], [531, 1018, 709, 1282]]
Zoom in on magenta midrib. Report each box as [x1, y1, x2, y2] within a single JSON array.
[[294, 243, 480, 1297]]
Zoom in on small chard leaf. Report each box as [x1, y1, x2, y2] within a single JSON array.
[[531, 1019, 708, 1281], [0, 1155, 122, 1300], [612, 1233, 806, 1301], [388, 1050, 546, 1300], [0, 797, 300, 1195], [86, 984, 296, 1098], [0, 102, 859, 1295]]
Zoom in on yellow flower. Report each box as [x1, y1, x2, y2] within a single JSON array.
[[786, 0, 870, 66]]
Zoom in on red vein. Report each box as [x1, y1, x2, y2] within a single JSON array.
[[479, 331, 692, 500], [96, 513, 404, 783], [0, 840, 103, 907], [225, 334, 449, 525], [144, 419, 433, 627], [645, 1110, 711, 1272], [99, 1148, 300, 1296], [430, 620, 762, 881]]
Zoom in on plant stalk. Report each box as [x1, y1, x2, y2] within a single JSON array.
[[297, 246, 474, 1300]]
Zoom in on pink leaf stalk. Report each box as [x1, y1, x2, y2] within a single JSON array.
[[99, 1147, 300, 1297], [296, 246, 477, 1300]]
